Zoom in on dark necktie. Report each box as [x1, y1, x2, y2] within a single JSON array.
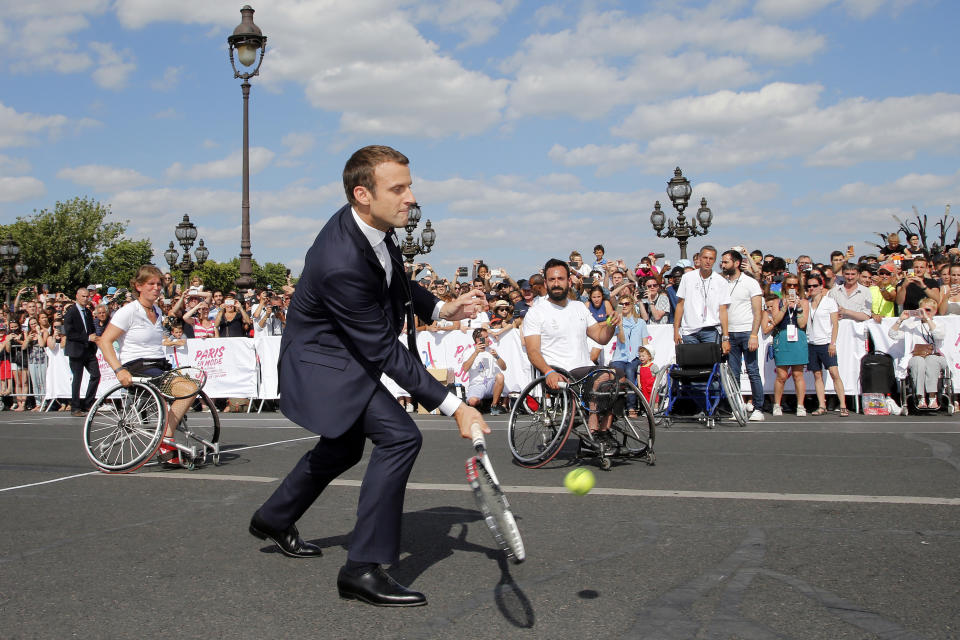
[[386, 231, 417, 354]]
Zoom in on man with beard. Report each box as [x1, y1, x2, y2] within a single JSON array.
[[522, 258, 620, 441], [721, 249, 764, 420]]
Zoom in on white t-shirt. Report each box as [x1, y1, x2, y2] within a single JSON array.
[[726, 274, 763, 333], [807, 296, 839, 345], [676, 270, 731, 335], [522, 299, 594, 370], [466, 350, 499, 384], [466, 311, 490, 329], [110, 301, 165, 362]]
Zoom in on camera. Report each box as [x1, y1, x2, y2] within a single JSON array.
[[456, 266, 468, 278], [653, 253, 665, 259]]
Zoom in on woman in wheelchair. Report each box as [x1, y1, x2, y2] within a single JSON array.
[[888, 297, 948, 410], [98, 265, 199, 465]]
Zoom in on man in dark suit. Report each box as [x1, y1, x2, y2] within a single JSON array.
[[62, 287, 101, 416], [249, 145, 489, 607]]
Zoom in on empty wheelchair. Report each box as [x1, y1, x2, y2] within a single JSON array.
[[657, 343, 747, 428], [507, 366, 655, 470], [82, 367, 221, 473]]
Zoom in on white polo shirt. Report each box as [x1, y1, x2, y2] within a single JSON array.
[[675, 270, 731, 335]]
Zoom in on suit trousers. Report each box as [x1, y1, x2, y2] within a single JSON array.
[[69, 352, 100, 411], [257, 385, 423, 565]]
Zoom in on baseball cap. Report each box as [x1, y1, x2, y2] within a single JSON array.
[[668, 266, 685, 278], [107, 286, 117, 295], [518, 279, 532, 291], [675, 259, 693, 269]]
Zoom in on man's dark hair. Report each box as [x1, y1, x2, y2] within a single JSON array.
[[342, 145, 409, 206], [830, 250, 844, 260], [472, 328, 486, 343], [722, 249, 742, 268], [529, 273, 545, 285], [593, 244, 604, 254], [750, 249, 763, 259], [841, 262, 859, 273], [769, 257, 787, 273], [543, 258, 570, 277]]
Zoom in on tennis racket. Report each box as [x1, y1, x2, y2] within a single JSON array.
[[154, 366, 207, 400], [465, 423, 526, 564]]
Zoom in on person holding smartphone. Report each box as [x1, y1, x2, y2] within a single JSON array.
[[896, 255, 940, 311], [889, 298, 947, 409], [938, 263, 960, 315], [765, 274, 809, 417], [460, 328, 507, 415]]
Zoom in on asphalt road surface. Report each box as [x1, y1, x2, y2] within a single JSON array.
[[1, 408, 958, 639]]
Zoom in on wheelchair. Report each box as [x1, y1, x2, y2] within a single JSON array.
[[82, 367, 221, 473], [899, 363, 956, 416], [654, 343, 747, 428], [506, 366, 655, 470]]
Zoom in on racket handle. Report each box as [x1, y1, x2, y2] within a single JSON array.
[[470, 423, 486, 450], [557, 381, 567, 389]]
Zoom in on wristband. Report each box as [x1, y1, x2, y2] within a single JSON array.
[[113, 366, 126, 374], [545, 369, 556, 377]]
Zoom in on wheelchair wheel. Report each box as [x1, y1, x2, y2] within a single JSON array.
[[83, 383, 166, 473], [508, 376, 575, 468], [718, 363, 748, 427], [173, 391, 221, 469], [649, 367, 670, 419], [610, 378, 656, 463]]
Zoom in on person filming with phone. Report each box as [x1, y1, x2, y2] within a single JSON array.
[[888, 298, 948, 409]]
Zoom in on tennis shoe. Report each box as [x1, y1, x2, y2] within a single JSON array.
[[916, 397, 927, 409], [157, 439, 180, 466], [749, 410, 765, 422], [745, 402, 754, 413], [489, 406, 503, 415], [772, 405, 783, 416], [796, 406, 806, 417]]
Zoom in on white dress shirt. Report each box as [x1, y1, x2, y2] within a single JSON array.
[[351, 209, 461, 416]]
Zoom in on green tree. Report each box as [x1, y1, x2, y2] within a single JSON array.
[[1, 197, 150, 294], [178, 258, 292, 294], [89, 239, 155, 289]]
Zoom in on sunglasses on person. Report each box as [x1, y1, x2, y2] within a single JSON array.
[[645, 284, 659, 289], [807, 281, 822, 288], [784, 283, 799, 289]]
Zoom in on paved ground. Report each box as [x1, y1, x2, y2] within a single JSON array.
[[1, 408, 958, 639]]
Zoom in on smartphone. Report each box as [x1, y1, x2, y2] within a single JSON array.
[[457, 266, 468, 278], [491, 269, 502, 278], [908, 309, 923, 318], [846, 243, 855, 258]]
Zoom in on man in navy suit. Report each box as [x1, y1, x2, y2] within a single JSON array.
[[249, 145, 489, 607], [62, 287, 101, 416]]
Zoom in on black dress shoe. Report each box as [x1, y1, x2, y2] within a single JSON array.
[[71, 410, 86, 417], [248, 512, 322, 558], [337, 565, 427, 607]]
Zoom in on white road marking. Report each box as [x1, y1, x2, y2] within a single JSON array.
[[329, 479, 960, 506], [121, 472, 277, 482]]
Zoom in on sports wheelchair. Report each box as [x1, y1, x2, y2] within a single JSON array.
[[899, 362, 956, 416], [651, 343, 747, 428], [506, 366, 655, 470], [82, 367, 221, 473]]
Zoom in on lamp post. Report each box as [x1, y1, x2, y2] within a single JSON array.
[[227, 4, 267, 290], [649, 167, 713, 260], [163, 214, 209, 288], [398, 203, 436, 277], [0, 233, 27, 314]]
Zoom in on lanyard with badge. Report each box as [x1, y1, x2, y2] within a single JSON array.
[[785, 300, 800, 342], [699, 275, 710, 322]]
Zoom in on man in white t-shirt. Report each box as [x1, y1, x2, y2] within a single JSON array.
[[460, 328, 507, 414], [523, 258, 619, 438], [721, 249, 764, 421], [673, 245, 730, 354]]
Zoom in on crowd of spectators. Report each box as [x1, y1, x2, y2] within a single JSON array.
[[2, 230, 957, 415], [0, 274, 295, 411]]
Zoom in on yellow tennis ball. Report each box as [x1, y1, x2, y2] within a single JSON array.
[[564, 468, 595, 495]]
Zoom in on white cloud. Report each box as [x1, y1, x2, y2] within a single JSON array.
[[164, 148, 275, 181], [0, 155, 32, 176], [201, 139, 219, 149], [0, 102, 71, 148], [7, 14, 94, 74], [0, 176, 45, 202], [822, 169, 960, 205], [57, 165, 153, 191], [754, 0, 919, 20], [114, 0, 510, 139], [153, 108, 180, 119], [556, 84, 960, 173], [150, 66, 183, 91], [281, 132, 315, 158], [90, 41, 136, 89], [410, 0, 519, 47]]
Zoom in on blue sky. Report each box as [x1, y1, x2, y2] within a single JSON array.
[[0, 0, 957, 278]]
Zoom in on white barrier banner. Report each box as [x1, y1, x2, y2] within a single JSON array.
[[415, 329, 532, 393], [254, 336, 282, 399], [176, 338, 257, 398], [44, 347, 119, 401]]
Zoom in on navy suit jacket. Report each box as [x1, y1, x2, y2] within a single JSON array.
[[62, 303, 97, 359], [278, 204, 448, 437]]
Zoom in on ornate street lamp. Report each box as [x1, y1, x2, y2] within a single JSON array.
[[0, 233, 26, 313], [399, 203, 437, 276], [649, 167, 714, 260], [163, 214, 209, 287], [227, 4, 267, 290]]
